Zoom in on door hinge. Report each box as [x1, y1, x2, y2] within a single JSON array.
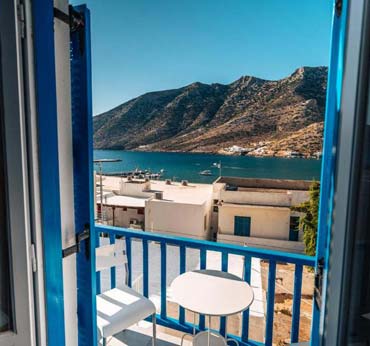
[[53, 6, 85, 32], [335, 0, 342, 17], [17, 3, 25, 38], [62, 224, 90, 259], [31, 243, 37, 273], [53, 6, 85, 54]]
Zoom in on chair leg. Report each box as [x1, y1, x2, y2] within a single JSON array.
[[181, 333, 193, 346], [152, 313, 157, 346]]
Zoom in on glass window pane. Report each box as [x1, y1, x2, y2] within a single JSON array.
[[346, 119, 370, 343], [0, 53, 13, 333]]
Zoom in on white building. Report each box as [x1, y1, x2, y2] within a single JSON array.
[[211, 177, 311, 253], [97, 178, 151, 229], [98, 177, 213, 240], [145, 180, 213, 240]]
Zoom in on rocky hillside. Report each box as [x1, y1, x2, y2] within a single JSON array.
[[93, 66, 327, 157]]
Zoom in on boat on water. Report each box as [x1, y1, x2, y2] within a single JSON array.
[[199, 170, 212, 176]]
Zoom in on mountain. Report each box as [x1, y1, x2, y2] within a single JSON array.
[[93, 66, 327, 157]]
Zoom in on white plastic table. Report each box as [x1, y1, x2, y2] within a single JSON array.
[[170, 270, 254, 346]]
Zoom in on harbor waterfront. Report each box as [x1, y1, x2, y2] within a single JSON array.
[[94, 150, 322, 183]]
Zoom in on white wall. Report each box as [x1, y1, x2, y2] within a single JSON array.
[[54, 1, 78, 344], [119, 180, 152, 198], [218, 204, 291, 240], [217, 234, 305, 254], [220, 189, 292, 207], [104, 206, 145, 229], [290, 190, 310, 205], [219, 189, 309, 208], [145, 200, 211, 240]]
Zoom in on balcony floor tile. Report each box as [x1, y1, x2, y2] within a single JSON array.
[[107, 321, 190, 346]]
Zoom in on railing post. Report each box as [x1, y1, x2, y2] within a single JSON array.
[[160, 242, 167, 319], [220, 252, 228, 336], [199, 248, 207, 330], [291, 264, 303, 343], [179, 245, 186, 324], [265, 260, 276, 346], [143, 239, 149, 297], [109, 233, 116, 289], [96, 231, 101, 294], [125, 237, 132, 287], [241, 255, 252, 342]]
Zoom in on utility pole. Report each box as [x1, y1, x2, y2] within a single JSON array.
[[94, 159, 122, 223]]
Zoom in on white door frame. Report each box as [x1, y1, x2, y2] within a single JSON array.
[[0, 0, 37, 345]]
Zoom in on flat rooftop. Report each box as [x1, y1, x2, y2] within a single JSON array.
[[148, 180, 212, 205], [101, 176, 213, 205], [102, 194, 148, 208], [214, 176, 313, 191]]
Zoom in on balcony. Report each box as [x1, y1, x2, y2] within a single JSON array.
[[95, 225, 315, 346]]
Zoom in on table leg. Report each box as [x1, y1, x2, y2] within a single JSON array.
[[193, 311, 196, 335], [208, 315, 211, 346], [224, 316, 227, 338]]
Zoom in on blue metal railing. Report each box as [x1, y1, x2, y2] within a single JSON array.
[[95, 225, 315, 346]]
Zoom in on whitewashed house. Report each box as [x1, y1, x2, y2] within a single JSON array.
[[211, 177, 311, 253]]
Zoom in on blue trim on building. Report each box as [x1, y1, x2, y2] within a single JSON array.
[[32, 0, 66, 345], [70, 5, 97, 346]]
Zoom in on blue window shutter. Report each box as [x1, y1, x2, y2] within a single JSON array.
[[32, 1, 66, 345], [234, 216, 251, 237], [289, 216, 300, 241], [311, 1, 349, 344], [70, 5, 97, 346]]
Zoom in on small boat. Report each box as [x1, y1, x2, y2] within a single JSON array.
[[199, 170, 212, 176]]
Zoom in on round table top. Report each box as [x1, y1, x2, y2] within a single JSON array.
[[170, 269, 254, 316]]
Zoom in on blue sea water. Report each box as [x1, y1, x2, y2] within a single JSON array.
[[94, 150, 322, 184]]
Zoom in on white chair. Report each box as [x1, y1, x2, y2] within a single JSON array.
[[96, 242, 157, 346]]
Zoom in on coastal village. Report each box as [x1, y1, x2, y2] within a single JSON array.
[[96, 174, 311, 253], [221, 144, 322, 159], [96, 172, 315, 343]]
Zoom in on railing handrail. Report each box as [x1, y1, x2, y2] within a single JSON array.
[[95, 224, 315, 266]]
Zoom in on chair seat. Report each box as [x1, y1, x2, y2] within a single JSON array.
[[97, 286, 156, 338]]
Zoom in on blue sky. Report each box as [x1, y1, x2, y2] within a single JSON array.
[[71, 0, 334, 115]]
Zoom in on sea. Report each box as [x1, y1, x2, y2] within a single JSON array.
[[94, 150, 321, 184]]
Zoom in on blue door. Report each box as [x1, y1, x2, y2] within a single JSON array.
[[234, 216, 251, 237]]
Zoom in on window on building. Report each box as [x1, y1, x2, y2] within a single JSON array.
[[289, 216, 300, 241], [234, 216, 251, 237], [137, 208, 144, 215], [213, 199, 219, 205], [213, 206, 219, 213]]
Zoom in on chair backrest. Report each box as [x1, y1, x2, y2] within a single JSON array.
[[95, 241, 128, 272]]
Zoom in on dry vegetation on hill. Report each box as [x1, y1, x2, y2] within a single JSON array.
[[94, 66, 327, 158]]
